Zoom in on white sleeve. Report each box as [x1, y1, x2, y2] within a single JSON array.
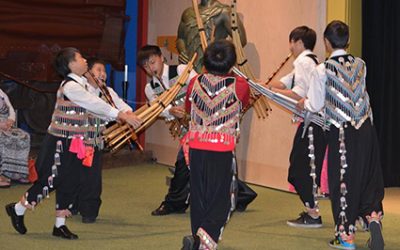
[[279, 70, 295, 89], [0, 89, 16, 121], [144, 83, 173, 119], [304, 64, 327, 113], [291, 60, 314, 98], [108, 87, 132, 112], [63, 81, 119, 120], [144, 83, 157, 102], [177, 64, 197, 84]]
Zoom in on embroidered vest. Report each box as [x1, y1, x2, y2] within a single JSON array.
[[324, 55, 373, 129], [47, 77, 107, 147], [189, 74, 241, 146], [150, 65, 188, 106]]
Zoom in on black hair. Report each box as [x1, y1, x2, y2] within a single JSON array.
[[137, 45, 162, 66], [54, 47, 80, 78], [203, 40, 237, 75], [324, 20, 349, 49], [87, 57, 107, 70], [289, 26, 317, 51]]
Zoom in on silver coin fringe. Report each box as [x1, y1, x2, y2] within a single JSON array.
[[336, 125, 355, 236], [307, 126, 319, 211], [25, 140, 66, 210]]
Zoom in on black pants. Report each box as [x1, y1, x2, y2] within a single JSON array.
[[189, 148, 233, 244], [288, 122, 327, 208], [27, 134, 82, 210], [73, 150, 103, 219], [164, 148, 257, 212], [163, 148, 190, 212], [163, 148, 257, 213], [328, 119, 384, 233]]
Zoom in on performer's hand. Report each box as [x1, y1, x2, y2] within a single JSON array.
[[296, 98, 305, 111], [0, 119, 13, 131], [117, 112, 142, 129], [169, 106, 186, 118], [265, 84, 273, 91], [0, 122, 7, 130], [6, 119, 14, 129], [125, 113, 142, 129]]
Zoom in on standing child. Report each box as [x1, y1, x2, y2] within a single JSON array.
[[71, 57, 134, 223], [182, 40, 250, 250], [137, 45, 197, 216], [5, 47, 141, 239], [268, 26, 327, 228], [301, 20, 384, 250]]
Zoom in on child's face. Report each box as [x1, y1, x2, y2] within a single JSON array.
[[69, 52, 88, 76], [142, 54, 164, 78], [289, 39, 305, 58], [90, 63, 107, 83]]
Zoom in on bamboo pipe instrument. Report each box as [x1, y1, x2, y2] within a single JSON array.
[[102, 53, 197, 152]]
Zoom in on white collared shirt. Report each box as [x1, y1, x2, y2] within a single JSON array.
[[144, 63, 197, 119], [304, 49, 347, 112], [87, 84, 133, 116], [280, 50, 318, 98], [62, 73, 121, 120]]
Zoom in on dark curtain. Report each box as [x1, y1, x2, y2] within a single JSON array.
[[362, 0, 400, 187], [0, 0, 127, 83]]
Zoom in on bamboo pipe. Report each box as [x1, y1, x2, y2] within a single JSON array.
[[192, 0, 208, 51], [102, 53, 197, 151]]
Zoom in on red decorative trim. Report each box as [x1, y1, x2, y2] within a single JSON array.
[[136, 0, 149, 148]]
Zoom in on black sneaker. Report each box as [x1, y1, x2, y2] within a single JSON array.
[[287, 211, 322, 228]]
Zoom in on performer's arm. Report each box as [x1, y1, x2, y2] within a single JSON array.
[[268, 70, 294, 90], [235, 76, 250, 108], [64, 80, 144, 128], [303, 64, 326, 112], [144, 82, 174, 120], [272, 61, 312, 101], [64, 80, 120, 120], [107, 87, 132, 113], [185, 76, 197, 113]]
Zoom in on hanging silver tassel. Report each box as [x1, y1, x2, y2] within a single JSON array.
[[36, 194, 43, 204], [51, 165, 58, 178], [54, 153, 61, 166], [43, 186, 50, 198]]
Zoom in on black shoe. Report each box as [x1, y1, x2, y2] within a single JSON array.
[[368, 221, 384, 250], [151, 202, 186, 216], [235, 204, 248, 212], [52, 225, 78, 239], [5, 203, 27, 234], [287, 211, 322, 228], [236, 180, 258, 212], [82, 217, 96, 224], [181, 235, 194, 250]]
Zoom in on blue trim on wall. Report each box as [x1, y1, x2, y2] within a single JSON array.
[[110, 0, 138, 110]]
